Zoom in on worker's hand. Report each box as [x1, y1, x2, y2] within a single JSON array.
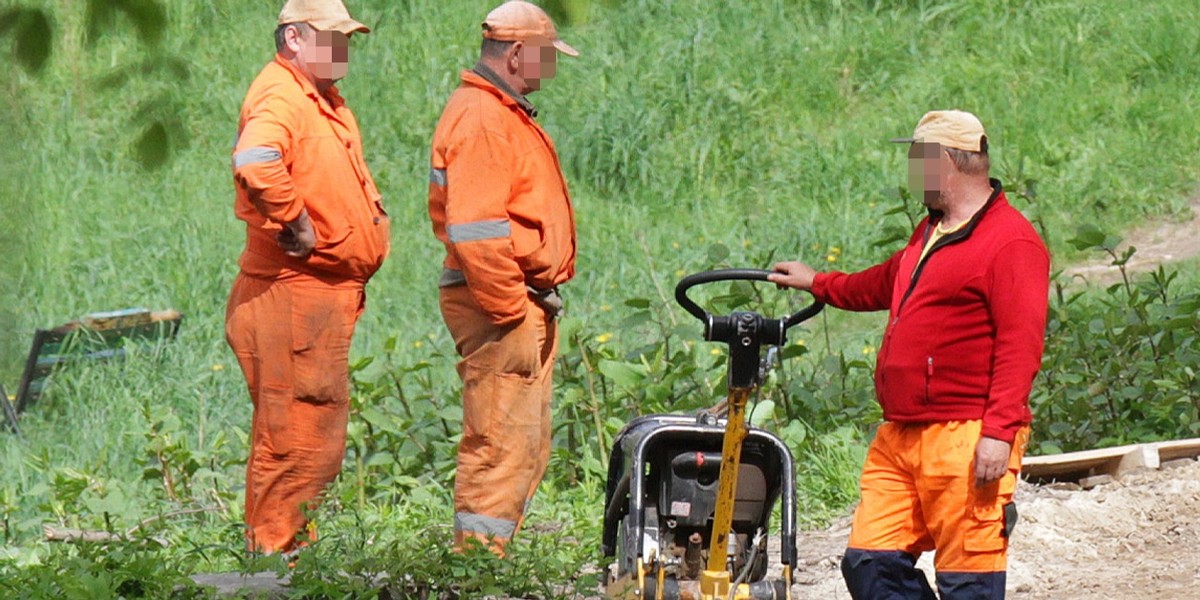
[[767, 261, 817, 291], [974, 436, 1012, 487], [278, 210, 316, 258]]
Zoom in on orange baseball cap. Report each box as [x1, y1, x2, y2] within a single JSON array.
[[892, 110, 988, 153], [482, 1, 579, 57], [278, 0, 370, 35]]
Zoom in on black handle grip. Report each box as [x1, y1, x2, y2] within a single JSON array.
[[674, 268, 824, 331]]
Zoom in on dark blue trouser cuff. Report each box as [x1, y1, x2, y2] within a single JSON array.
[[841, 548, 937, 600], [935, 571, 1006, 600], [841, 549, 1007, 599]]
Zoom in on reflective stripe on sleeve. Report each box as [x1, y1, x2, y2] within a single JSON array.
[[448, 219, 511, 243], [233, 147, 283, 169], [454, 512, 517, 539], [430, 167, 447, 186]]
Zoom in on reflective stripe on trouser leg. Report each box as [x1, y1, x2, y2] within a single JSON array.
[[441, 286, 557, 555], [226, 274, 363, 553]]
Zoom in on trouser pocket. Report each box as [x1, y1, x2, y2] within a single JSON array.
[[289, 286, 358, 403]]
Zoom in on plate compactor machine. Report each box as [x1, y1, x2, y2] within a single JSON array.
[[602, 269, 823, 600]]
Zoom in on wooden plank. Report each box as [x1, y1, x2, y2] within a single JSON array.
[[1022, 437, 1200, 482], [1154, 439, 1200, 462], [1022, 443, 1142, 480], [1115, 443, 1160, 476]]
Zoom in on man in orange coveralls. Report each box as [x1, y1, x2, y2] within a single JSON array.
[[226, 0, 388, 554], [770, 111, 1049, 599], [428, 0, 578, 556]]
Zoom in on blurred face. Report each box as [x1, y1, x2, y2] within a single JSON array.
[[290, 26, 351, 83], [517, 38, 557, 92], [908, 142, 950, 209]]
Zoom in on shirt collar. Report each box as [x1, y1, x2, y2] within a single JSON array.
[[469, 62, 538, 118], [273, 54, 345, 110]]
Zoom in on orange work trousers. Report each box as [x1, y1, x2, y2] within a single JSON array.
[[847, 420, 1030, 574], [226, 273, 364, 553], [439, 285, 558, 556]]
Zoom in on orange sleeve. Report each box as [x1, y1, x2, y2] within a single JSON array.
[[232, 91, 304, 224], [444, 127, 527, 326]]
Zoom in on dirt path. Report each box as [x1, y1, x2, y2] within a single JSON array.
[[791, 458, 1200, 599], [1062, 196, 1200, 285]]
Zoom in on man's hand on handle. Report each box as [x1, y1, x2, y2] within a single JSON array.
[[278, 209, 316, 258], [768, 261, 818, 291]]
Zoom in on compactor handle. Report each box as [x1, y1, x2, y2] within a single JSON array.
[[674, 269, 824, 343]]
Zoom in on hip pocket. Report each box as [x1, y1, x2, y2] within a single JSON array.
[[289, 287, 356, 403], [963, 499, 1007, 553]]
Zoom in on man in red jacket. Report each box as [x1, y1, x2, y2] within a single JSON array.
[[770, 110, 1049, 599]]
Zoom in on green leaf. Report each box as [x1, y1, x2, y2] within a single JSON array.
[[1067, 224, 1108, 251], [707, 242, 730, 264], [623, 297, 651, 309], [597, 359, 647, 389], [619, 310, 652, 329], [357, 406, 392, 429], [779, 343, 807, 361], [749, 400, 775, 427]]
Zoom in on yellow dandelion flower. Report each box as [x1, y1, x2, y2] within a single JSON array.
[[795, 339, 806, 347], [675, 269, 686, 278], [211, 364, 225, 372], [426, 332, 437, 340], [709, 348, 722, 356], [829, 246, 842, 254], [671, 241, 681, 250], [601, 304, 612, 312], [862, 345, 876, 355], [742, 239, 751, 248], [596, 333, 613, 344], [413, 340, 425, 349], [825, 254, 837, 263]]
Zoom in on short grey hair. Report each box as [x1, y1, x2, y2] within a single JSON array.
[[274, 22, 312, 52], [480, 37, 515, 59], [945, 147, 990, 176]]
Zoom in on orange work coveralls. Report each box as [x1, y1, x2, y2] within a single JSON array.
[[226, 55, 389, 553], [428, 66, 576, 555]]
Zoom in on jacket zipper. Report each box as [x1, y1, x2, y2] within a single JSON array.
[[882, 185, 1001, 393], [924, 356, 933, 403]]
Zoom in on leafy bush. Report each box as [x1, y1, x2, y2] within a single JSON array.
[[1032, 228, 1200, 454]]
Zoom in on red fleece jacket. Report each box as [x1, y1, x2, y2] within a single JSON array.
[[812, 181, 1050, 442]]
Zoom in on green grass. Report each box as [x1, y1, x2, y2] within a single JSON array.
[[2, 0, 1199, 594]]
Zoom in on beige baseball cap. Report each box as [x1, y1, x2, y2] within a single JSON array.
[[892, 110, 988, 153], [482, 1, 579, 57], [278, 0, 370, 35]]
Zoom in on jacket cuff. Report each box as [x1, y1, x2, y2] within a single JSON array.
[[810, 272, 832, 302], [981, 423, 1018, 444]]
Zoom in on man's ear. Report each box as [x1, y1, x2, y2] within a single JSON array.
[[506, 40, 525, 73], [285, 24, 305, 54]]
